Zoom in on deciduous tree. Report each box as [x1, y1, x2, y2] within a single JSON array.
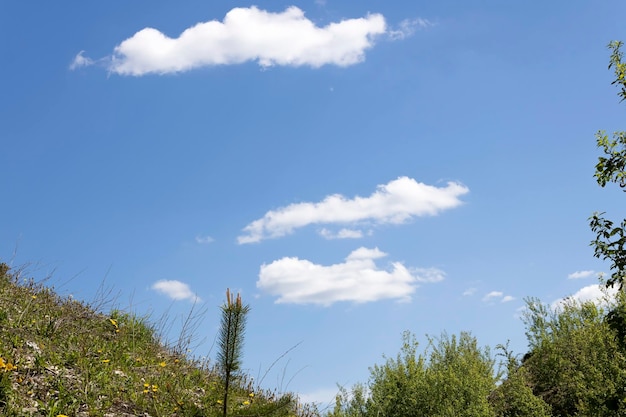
[[591, 41, 626, 290], [521, 296, 626, 416], [336, 331, 498, 417]]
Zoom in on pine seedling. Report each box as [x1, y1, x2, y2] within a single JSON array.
[[217, 289, 250, 417]]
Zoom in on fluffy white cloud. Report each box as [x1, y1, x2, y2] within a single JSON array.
[[239, 177, 469, 244], [99, 6, 386, 75], [257, 247, 443, 305], [482, 291, 514, 303], [567, 270, 596, 280], [319, 228, 364, 239], [551, 284, 617, 310], [151, 280, 200, 302], [501, 295, 515, 303]]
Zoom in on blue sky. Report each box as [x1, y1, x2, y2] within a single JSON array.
[[2, 0, 626, 408]]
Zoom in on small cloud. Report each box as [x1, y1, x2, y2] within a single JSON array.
[[482, 291, 503, 302], [298, 387, 339, 407], [69, 51, 94, 70], [551, 284, 617, 310], [239, 177, 469, 243], [151, 280, 201, 302], [411, 267, 446, 283], [462, 287, 477, 296], [482, 291, 514, 303], [257, 247, 443, 306], [195, 235, 214, 244], [388, 18, 433, 40], [346, 246, 386, 260], [319, 228, 364, 239], [567, 270, 596, 280]]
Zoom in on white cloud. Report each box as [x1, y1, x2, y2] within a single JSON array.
[[319, 228, 364, 239], [410, 267, 446, 283], [388, 18, 433, 40], [462, 287, 477, 296], [69, 51, 94, 70], [151, 280, 201, 302], [482, 291, 514, 303], [102, 6, 386, 75], [257, 247, 442, 306], [551, 284, 617, 310], [195, 235, 214, 244], [567, 270, 596, 280], [298, 387, 340, 407], [482, 291, 503, 301], [238, 177, 469, 244]]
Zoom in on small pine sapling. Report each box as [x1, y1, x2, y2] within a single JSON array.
[[217, 288, 250, 417]]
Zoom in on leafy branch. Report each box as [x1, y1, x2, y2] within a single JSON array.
[[591, 41, 626, 290]]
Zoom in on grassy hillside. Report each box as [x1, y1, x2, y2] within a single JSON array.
[[0, 262, 318, 417]]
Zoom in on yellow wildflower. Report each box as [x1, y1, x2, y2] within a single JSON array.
[[243, 400, 250, 406], [159, 361, 166, 367], [249, 392, 255, 398], [0, 357, 16, 371]]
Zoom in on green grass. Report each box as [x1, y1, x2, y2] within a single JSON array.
[[0, 262, 319, 417]]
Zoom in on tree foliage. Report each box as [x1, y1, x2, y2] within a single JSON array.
[[367, 331, 429, 417], [488, 346, 551, 417], [423, 332, 497, 417], [327, 383, 368, 417], [332, 331, 498, 417], [591, 41, 626, 290], [521, 296, 626, 416]]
